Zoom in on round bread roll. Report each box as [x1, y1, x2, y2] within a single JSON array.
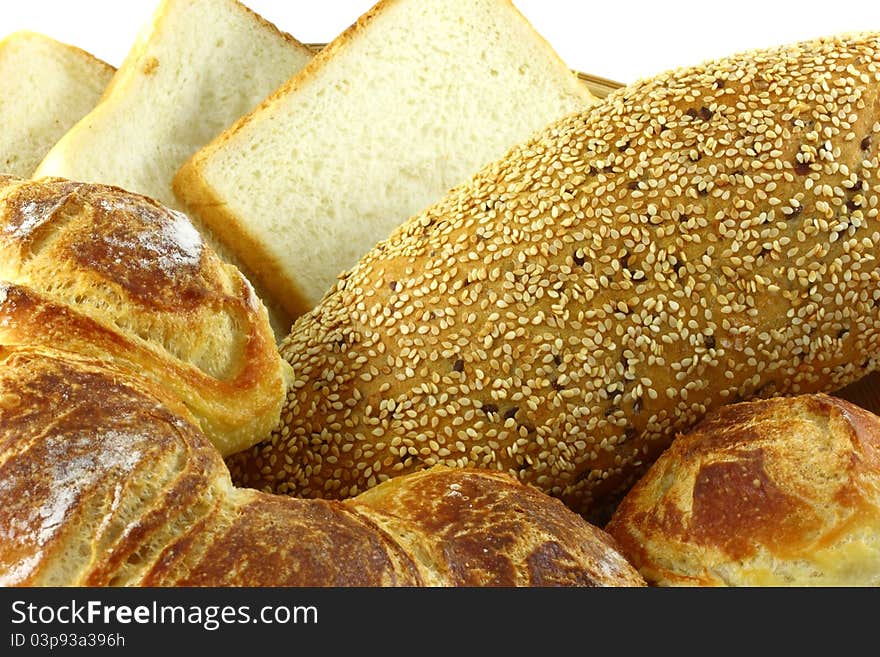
[[0, 175, 288, 456], [605, 394, 880, 586]]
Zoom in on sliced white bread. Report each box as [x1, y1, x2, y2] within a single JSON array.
[[174, 0, 597, 319], [33, 0, 314, 336], [0, 31, 114, 178]]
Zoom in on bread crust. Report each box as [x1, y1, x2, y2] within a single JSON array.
[[606, 394, 880, 586], [0, 346, 644, 587], [225, 33, 880, 520], [0, 175, 287, 456], [350, 466, 644, 586], [0, 30, 115, 78]]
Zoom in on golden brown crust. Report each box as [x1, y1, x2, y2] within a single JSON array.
[[606, 394, 880, 586], [0, 175, 287, 456], [3, 178, 211, 312], [154, 494, 424, 586], [349, 467, 645, 586], [226, 32, 880, 519], [0, 347, 217, 586], [0, 347, 642, 587]]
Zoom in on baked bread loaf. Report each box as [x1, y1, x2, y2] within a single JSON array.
[[605, 394, 880, 586], [0, 31, 114, 177], [33, 0, 314, 336], [227, 32, 880, 521], [174, 0, 596, 319], [0, 175, 287, 456], [0, 345, 644, 587]]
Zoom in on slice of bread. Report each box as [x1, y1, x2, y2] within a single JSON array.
[[33, 0, 314, 336], [0, 31, 114, 178], [174, 0, 597, 319]]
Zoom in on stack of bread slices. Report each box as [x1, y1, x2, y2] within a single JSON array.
[[31, 0, 598, 335], [2, 0, 880, 587]]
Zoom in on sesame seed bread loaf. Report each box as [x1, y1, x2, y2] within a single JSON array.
[[227, 32, 880, 521], [0, 345, 645, 587], [0, 31, 114, 178], [33, 0, 314, 336], [605, 394, 880, 586], [173, 0, 596, 321], [0, 175, 287, 457]]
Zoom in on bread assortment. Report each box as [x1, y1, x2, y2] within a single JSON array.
[[229, 32, 880, 523], [175, 0, 595, 321], [606, 394, 880, 586], [2, 0, 880, 587], [33, 0, 314, 335], [0, 345, 644, 586]]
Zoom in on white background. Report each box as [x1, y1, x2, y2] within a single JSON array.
[[1, 0, 878, 85]]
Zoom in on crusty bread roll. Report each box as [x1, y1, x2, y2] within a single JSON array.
[[0, 345, 644, 587], [0, 175, 288, 456], [228, 32, 880, 520], [605, 394, 880, 586]]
